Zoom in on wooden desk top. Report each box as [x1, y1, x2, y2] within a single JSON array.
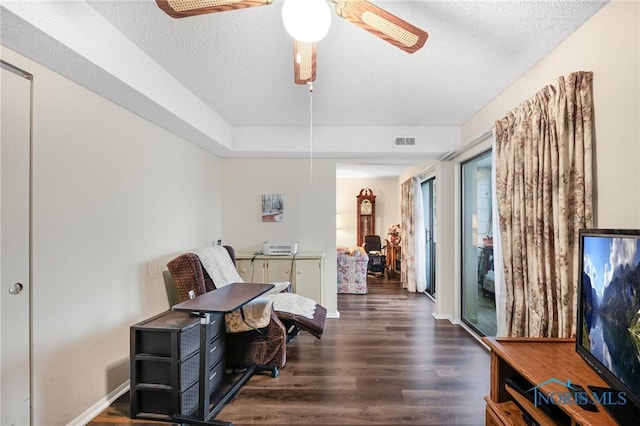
[[172, 283, 274, 314]]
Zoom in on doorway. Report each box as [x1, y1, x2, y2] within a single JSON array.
[[421, 178, 436, 297], [461, 150, 496, 336], [1, 60, 32, 425]]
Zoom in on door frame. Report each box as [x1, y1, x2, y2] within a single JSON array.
[[1, 59, 33, 425], [460, 149, 495, 336], [421, 177, 436, 297]]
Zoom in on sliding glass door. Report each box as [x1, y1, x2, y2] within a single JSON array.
[[461, 151, 496, 336], [421, 178, 436, 297]]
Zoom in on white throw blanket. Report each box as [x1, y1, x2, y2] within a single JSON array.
[[190, 246, 290, 294], [224, 297, 272, 333], [189, 246, 267, 332], [268, 292, 316, 319], [190, 246, 243, 287]]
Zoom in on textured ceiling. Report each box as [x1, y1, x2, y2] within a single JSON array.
[[84, 0, 606, 126], [0, 0, 608, 174]]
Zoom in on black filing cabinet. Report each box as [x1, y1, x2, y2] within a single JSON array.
[[130, 310, 225, 420]]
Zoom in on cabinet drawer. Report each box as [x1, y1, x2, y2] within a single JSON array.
[[208, 312, 224, 339], [208, 358, 225, 395], [134, 381, 199, 418], [208, 332, 226, 366], [135, 351, 199, 390], [133, 311, 200, 360]]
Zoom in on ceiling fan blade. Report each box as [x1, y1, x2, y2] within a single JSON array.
[[156, 0, 273, 18], [333, 0, 428, 53], [294, 41, 316, 85]]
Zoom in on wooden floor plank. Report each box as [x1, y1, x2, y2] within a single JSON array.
[[89, 276, 490, 425]]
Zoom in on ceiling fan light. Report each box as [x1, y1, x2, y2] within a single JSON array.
[[282, 0, 331, 43]]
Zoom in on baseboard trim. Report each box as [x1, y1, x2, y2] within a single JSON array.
[[327, 310, 340, 319], [457, 322, 490, 350], [431, 312, 454, 322], [67, 380, 129, 426], [431, 313, 489, 350]]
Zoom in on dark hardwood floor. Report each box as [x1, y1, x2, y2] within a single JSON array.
[[90, 276, 490, 425]]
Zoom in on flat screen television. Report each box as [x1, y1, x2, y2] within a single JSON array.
[[576, 228, 640, 422]]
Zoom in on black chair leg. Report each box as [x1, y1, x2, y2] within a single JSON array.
[[254, 365, 279, 378], [286, 325, 300, 343]]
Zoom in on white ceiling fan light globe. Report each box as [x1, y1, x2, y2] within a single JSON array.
[[282, 0, 331, 43]]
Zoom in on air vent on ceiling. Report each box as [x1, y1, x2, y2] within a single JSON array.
[[393, 137, 416, 147]]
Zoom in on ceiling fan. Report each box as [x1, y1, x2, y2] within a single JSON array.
[[156, 0, 428, 85]]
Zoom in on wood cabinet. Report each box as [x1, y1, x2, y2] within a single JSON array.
[[293, 258, 323, 302], [236, 257, 291, 284], [235, 252, 324, 304], [483, 337, 620, 426]]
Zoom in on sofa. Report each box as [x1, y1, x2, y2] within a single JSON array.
[[337, 247, 369, 294]]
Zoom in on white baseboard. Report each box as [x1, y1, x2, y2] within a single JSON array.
[[431, 313, 490, 350], [67, 380, 129, 426], [327, 310, 340, 319], [431, 312, 455, 322]]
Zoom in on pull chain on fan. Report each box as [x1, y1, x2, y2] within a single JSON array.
[[308, 81, 314, 182]]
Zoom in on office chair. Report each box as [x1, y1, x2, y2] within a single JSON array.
[[363, 235, 387, 275]]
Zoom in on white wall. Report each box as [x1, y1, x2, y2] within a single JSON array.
[[233, 126, 459, 157], [220, 158, 338, 316], [435, 0, 640, 323], [462, 0, 640, 228], [1, 47, 223, 425], [335, 177, 401, 248], [433, 161, 459, 322]]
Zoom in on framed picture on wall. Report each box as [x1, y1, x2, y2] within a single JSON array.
[[262, 194, 284, 222]]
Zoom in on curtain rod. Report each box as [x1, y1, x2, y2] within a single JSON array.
[[439, 129, 493, 161]]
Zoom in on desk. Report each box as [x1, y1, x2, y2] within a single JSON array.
[[172, 283, 273, 426], [173, 283, 273, 314]]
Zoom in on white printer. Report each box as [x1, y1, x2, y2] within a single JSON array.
[[262, 241, 298, 256]]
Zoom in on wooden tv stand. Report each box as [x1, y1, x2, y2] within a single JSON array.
[[483, 337, 620, 426]]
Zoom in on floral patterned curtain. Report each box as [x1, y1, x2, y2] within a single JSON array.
[[495, 71, 593, 338], [400, 178, 416, 291]]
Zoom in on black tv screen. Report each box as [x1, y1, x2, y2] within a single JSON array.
[[576, 229, 640, 413]]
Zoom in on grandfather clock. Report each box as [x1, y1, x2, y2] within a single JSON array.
[[356, 188, 376, 247]]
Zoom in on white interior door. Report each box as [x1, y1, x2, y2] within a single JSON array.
[[1, 62, 32, 425]]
